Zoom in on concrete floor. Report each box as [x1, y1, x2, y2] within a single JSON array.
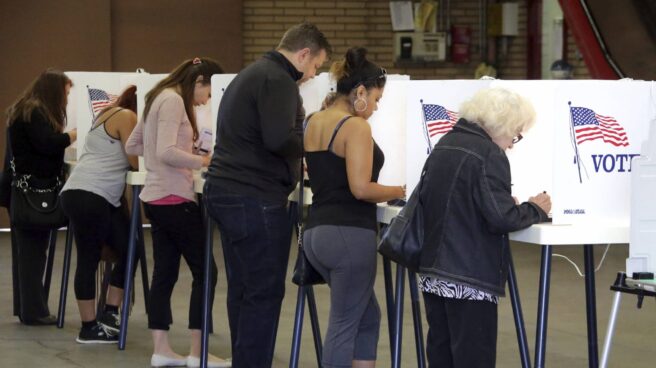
[[0, 230, 654, 367]]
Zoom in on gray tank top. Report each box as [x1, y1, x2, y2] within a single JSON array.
[[61, 109, 130, 207]]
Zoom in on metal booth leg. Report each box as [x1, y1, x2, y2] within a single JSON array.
[[583, 244, 599, 368], [535, 245, 553, 368], [508, 251, 531, 368], [600, 290, 622, 368], [289, 285, 307, 368], [118, 185, 141, 350], [200, 203, 214, 368], [136, 214, 150, 313], [392, 264, 406, 368], [307, 286, 323, 366], [43, 229, 58, 301], [383, 257, 395, 351], [408, 270, 426, 368], [56, 225, 74, 328]]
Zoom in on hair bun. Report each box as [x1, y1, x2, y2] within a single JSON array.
[[345, 47, 368, 72]]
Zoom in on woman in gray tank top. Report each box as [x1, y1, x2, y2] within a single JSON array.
[[60, 86, 139, 344]]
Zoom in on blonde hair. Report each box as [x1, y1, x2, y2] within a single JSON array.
[[459, 87, 536, 138]]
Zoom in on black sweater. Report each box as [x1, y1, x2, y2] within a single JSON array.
[[9, 109, 70, 178], [206, 51, 304, 203]]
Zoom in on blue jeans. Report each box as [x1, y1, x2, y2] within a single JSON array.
[[203, 181, 292, 368]]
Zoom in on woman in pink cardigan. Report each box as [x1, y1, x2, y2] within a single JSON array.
[[126, 58, 229, 368]]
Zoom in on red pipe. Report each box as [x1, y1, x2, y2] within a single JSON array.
[[558, 0, 618, 79], [527, 0, 542, 79]]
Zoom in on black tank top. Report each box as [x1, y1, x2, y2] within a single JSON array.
[[305, 115, 385, 231]]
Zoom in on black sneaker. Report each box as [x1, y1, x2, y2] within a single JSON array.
[[97, 311, 120, 335], [75, 323, 118, 344]]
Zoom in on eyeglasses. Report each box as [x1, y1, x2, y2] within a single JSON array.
[[512, 133, 523, 144]]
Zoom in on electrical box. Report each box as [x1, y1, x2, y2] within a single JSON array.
[[488, 2, 519, 36], [394, 32, 446, 62]]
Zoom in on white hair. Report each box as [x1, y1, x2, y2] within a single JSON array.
[[459, 87, 536, 138]]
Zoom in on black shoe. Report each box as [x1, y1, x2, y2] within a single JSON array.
[[23, 315, 57, 326], [97, 310, 120, 335], [75, 323, 118, 344]]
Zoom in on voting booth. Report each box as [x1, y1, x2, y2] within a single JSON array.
[[65, 71, 167, 160], [67, 71, 656, 254], [401, 79, 655, 226]]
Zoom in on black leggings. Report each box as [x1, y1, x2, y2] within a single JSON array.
[[143, 202, 217, 331], [60, 189, 129, 301]]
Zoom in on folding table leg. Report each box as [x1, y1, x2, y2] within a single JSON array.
[[200, 206, 214, 368], [408, 270, 426, 368], [289, 286, 307, 368], [392, 264, 406, 368], [43, 230, 58, 301], [535, 245, 553, 368], [307, 286, 323, 366], [583, 244, 599, 368], [600, 291, 622, 368], [118, 185, 141, 350], [508, 252, 531, 368], [56, 225, 74, 328]]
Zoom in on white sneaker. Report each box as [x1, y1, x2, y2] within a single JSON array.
[[151, 354, 187, 367], [186, 355, 231, 368]]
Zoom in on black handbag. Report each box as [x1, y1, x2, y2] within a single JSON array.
[[291, 146, 325, 286], [377, 161, 429, 272], [9, 160, 67, 230], [291, 222, 325, 286]]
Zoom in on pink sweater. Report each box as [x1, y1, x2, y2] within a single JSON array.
[[126, 89, 203, 203]]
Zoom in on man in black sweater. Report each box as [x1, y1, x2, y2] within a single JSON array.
[[204, 22, 331, 367]]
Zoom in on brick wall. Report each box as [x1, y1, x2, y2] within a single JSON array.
[[243, 0, 590, 80]]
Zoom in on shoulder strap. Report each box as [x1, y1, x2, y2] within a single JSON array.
[[302, 112, 316, 132], [91, 108, 124, 131], [327, 115, 353, 152]]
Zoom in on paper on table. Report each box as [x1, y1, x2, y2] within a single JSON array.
[[389, 1, 414, 31]]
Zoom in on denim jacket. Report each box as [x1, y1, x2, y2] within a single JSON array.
[[418, 119, 548, 296]]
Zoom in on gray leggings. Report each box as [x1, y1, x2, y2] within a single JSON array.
[[304, 225, 381, 368]]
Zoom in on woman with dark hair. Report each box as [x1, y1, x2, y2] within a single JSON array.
[[126, 58, 230, 368], [6, 69, 77, 325], [303, 47, 405, 368], [60, 85, 139, 343]]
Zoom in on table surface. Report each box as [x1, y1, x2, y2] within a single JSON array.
[[127, 172, 629, 246]]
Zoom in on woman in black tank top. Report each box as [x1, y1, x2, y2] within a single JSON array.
[[303, 47, 405, 368]]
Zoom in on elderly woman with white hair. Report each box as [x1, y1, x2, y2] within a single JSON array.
[[418, 87, 551, 368]]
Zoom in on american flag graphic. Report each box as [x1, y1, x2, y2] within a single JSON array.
[[571, 106, 629, 147], [422, 103, 458, 137], [88, 87, 117, 117]]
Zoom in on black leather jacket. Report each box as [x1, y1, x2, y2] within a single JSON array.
[[418, 119, 548, 296]]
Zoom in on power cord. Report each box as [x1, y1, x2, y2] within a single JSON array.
[[552, 244, 612, 277]]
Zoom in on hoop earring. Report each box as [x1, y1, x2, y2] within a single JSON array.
[[354, 97, 368, 112]]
